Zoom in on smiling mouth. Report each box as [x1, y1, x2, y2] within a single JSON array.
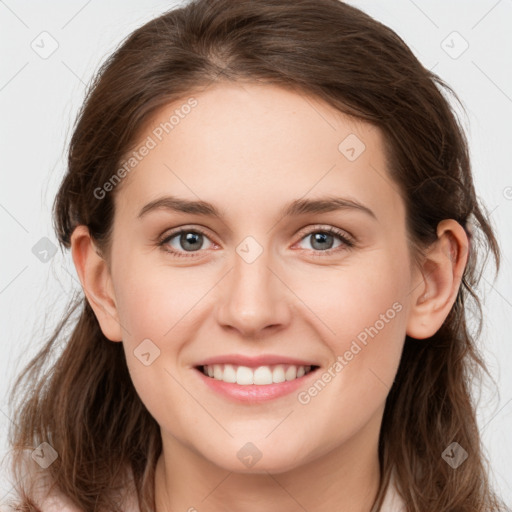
[[196, 363, 320, 385]]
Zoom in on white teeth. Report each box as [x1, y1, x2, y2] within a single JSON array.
[[213, 364, 223, 380], [285, 365, 297, 381], [254, 366, 273, 385], [236, 366, 254, 385], [223, 364, 237, 383], [202, 364, 314, 385], [272, 364, 286, 383]]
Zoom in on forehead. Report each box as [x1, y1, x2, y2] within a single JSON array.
[[114, 82, 401, 223]]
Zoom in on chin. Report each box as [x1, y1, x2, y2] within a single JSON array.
[[202, 441, 311, 475]]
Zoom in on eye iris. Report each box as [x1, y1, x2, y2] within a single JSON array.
[[180, 232, 203, 251], [311, 232, 334, 250]]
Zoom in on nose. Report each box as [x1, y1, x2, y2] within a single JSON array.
[[215, 244, 292, 338]]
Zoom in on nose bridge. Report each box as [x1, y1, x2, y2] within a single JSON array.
[[215, 236, 290, 336]]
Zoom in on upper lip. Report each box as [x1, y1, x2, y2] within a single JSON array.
[[194, 354, 319, 368]]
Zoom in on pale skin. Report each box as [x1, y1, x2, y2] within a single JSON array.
[[71, 82, 468, 512]]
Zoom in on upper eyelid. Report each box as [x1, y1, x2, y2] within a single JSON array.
[[160, 225, 216, 244], [295, 224, 353, 242]]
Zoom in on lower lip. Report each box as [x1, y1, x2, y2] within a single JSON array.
[[195, 368, 318, 402]]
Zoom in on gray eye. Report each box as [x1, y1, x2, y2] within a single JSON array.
[[299, 231, 343, 252], [309, 232, 335, 251], [166, 231, 212, 253]]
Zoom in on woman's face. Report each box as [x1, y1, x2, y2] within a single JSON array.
[[106, 82, 417, 473]]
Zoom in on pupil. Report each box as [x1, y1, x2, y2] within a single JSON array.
[[312, 232, 333, 250], [181, 232, 202, 251]]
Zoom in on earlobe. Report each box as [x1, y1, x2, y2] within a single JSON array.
[[70, 225, 123, 342], [406, 219, 469, 340]]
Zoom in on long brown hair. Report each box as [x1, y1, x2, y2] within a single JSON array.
[[6, 0, 509, 510]]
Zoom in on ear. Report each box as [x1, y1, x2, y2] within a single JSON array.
[[406, 219, 469, 339], [70, 225, 123, 342]]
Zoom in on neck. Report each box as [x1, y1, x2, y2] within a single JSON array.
[[154, 411, 383, 512]]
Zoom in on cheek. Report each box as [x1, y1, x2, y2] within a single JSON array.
[[111, 260, 198, 431], [112, 254, 206, 342], [299, 250, 409, 390], [337, 269, 407, 348], [301, 249, 408, 337]]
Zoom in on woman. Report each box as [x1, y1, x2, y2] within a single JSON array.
[[6, 0, 509, 510]]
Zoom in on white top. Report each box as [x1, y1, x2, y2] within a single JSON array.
[[379, 472, 406, 512]]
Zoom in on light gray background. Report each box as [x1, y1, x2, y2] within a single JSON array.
[[1, 0, 511, 506]]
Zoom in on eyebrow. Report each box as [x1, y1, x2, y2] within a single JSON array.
[[137, 195, 377, 220]]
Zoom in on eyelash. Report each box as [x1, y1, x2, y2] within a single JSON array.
[[157, 225, 355, 259]]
